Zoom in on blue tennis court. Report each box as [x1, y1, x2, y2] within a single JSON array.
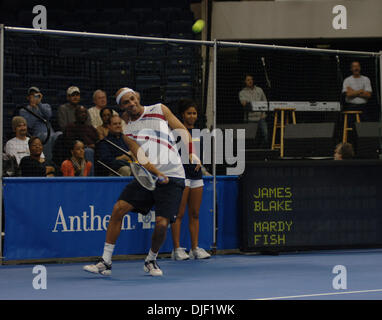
[[1, 249, 382, 300]]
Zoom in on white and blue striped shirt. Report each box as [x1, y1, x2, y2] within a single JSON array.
[[123, 104, 185, 179]]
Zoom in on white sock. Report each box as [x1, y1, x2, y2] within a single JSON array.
[[102, 243, 115, 265], [145, 249, 158, 262]]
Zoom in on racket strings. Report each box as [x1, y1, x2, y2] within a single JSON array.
[[130, 163, 157, 190]]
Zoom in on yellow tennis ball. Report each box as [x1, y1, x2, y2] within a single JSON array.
[[192, 19, 205, 33]]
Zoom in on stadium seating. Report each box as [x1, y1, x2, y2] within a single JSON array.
[[166, 58, 193, 82], [2, 1, 200, 146], [63, 22, 84, 32], [17, 10, 34, 28], [135, 59, 163, 76], [169, 20, 194, 34], [46, 9, 66, 25], [4, 73, 23, 89], [4, 89, 13, 103], [135, 75, 162, 92], [108, 21, 139, 36], [167, 44, 194, 58], [139, 43, 167, 59], [110, 45, 138, 59], [138, 20, 168, 37], [131, 8, 163, 24], [86, 22, 112, 34], [159, 7, 195, 21]]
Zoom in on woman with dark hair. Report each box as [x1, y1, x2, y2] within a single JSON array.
[[61, 140, 92, 176], [19, 136, 57, 177], [96, 107, 113, 140], [171, 99, 211, 261]]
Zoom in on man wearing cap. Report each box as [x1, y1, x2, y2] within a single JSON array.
[[19, 87, 61, 161], [5, 116, 45, 165], [57, 86, 91, 131]]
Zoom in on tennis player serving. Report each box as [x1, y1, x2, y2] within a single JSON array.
[[84, 87, 200, 276]]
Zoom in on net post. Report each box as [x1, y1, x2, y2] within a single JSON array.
[[211, 39, 217, 255], [379, 52, 382, 119], [0, 24, 4, 264], [379, 51, 382, 158]]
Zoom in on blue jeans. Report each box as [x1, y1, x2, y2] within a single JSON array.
[[251, 118, 268, 148]]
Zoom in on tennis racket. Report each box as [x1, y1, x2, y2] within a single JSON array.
[[103, 138, 165, 191]]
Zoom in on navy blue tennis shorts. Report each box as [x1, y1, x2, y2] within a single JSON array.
[[118, 177, 185, 223]]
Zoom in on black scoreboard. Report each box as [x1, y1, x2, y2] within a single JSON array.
[[240, 160, 382, 252]]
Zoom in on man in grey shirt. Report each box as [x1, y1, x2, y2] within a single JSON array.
[[239, 74, 268, 147], [342, 61, 372, 110], [57, 86, 91, 131]]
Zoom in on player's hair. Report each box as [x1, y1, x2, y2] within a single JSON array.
[[243, 73, 255, 86], [177, 98, 199, 117], [12, 116, 27, 131], [99, 107, 113, 119], [28, 136, 42, 148], [93, 89, 106, 101], [75, 105, 87, 114], [336, 142, 354, 159], [70, 139, 84, 151], [99, 107, 113, 117]]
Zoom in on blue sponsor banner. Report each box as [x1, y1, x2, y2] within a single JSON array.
[[3, 176, 238, 261], [215, 176, 239, 250]]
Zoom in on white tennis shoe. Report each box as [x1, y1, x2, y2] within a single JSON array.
[[144, 260, 163, 276], [189, 247, 211, 259], [171, 247, 190, 260], [83, 259, 112, 276]]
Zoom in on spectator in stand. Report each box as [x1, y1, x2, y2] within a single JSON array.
[[334, 142, 354, 160], [61, 140, 92, 176], [19, 86, 62, 161], [88, 90, 119, 129], [96, 107, 113, 140], [342, 61, 372, 111], [341, 61, 373, 133], [19, 136, 58, 177], [63, 105, 99, 175], [239, 74, 268, 148], [5, 116, 45, 165], [57, 86, 91, 131], [96, 115, 131, 176]]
